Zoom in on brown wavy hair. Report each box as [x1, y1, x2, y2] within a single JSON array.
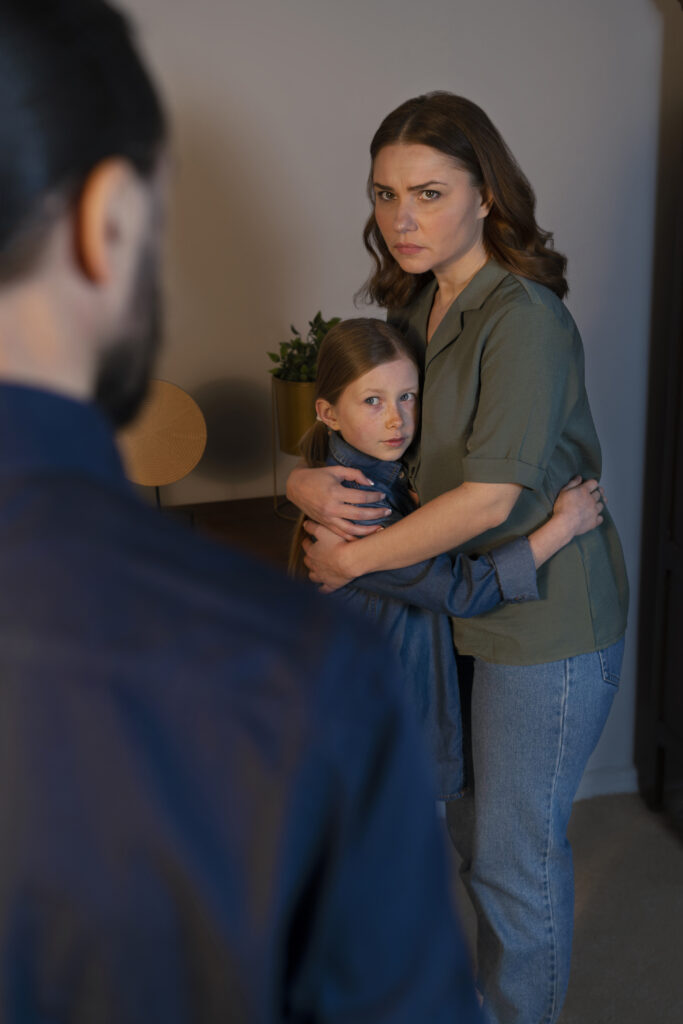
[[358, 92, 568, 308], [288, 317, 420, 577]]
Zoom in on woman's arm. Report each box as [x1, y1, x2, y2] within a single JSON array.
[[303, 477, 604, 593], [286, 464, 392, 540], [346, 537, 538, 616], [303, 479, 521, 588], [527, 478, 604, 567]]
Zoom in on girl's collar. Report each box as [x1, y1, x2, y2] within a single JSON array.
[[327, 430, 405, 487]]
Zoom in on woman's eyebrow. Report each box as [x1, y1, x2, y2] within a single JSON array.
[[372, 179, 448, 192]]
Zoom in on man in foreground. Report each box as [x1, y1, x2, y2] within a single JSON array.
[[0, 2, 479, 1021]]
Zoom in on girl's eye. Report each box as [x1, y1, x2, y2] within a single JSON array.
[[364, 396, 380, 406], [421, 189, 440, 200], [400, 392, 417, 402]]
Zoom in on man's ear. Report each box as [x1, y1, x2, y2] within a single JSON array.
[[75, 158, 145, 283], [315, 398, 339, 430]]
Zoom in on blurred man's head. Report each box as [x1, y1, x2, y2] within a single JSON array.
[[0, 0, 167, 425]]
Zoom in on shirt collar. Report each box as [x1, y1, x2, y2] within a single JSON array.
[[407, 260, 511, 345], [0, 383, 132, 494], [327, 429, 405, 488], [451, 259, 510, 312]]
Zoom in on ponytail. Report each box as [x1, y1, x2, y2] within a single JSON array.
[[288, 421, 330, 578]]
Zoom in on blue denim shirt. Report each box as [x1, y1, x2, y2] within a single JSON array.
[[0, 385, 482, 1024], [328, 431, 538, 798]]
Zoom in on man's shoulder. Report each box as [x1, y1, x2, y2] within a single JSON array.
[[6, 474, 395, 712]]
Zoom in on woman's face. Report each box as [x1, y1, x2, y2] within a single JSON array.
[[372, 143, 489, 280], [316, 356, 419, 462]]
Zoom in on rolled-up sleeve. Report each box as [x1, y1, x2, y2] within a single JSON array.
[[349, 537, 538, 616], [462, 305, 581, 490]]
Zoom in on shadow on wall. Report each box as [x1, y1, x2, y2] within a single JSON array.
[[163, 106, 300, 493], [635, 0, 683, 807], [192, 377, 271, 483]]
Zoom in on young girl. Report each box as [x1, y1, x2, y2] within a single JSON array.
[[291, 318, 604, 800]]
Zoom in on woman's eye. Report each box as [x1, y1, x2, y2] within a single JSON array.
[[421, 189, 440, 200], [375, 190, 394, 202], [364, 396, 380, 406]]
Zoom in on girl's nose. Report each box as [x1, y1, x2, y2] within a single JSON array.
[[385, 404, 403, 429]]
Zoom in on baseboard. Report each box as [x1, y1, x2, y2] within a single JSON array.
[[575, 764, 638, 801]]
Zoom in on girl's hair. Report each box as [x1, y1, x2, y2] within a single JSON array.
[[0, 0, 166, 283], [357, 91, 568, 309], [288, 317, 419, 577]]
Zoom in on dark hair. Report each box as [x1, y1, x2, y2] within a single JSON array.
[[0, 0, 166, 282], [288, 317, 419, 577], [358, 91, 568, 308]]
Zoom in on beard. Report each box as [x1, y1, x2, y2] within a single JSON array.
[[94, 239, 162, 429]]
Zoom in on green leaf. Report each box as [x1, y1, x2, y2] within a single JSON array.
[[267, 312, 341, 380]]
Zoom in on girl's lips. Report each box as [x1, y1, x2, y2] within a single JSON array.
[[384, 437, 406, 446]]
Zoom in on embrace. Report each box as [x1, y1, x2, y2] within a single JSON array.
[[287, 91, 629, 1024]]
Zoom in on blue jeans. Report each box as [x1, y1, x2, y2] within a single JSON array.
[[445, 637, 624, 1024]]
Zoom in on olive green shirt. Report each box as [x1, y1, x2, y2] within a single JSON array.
[[390, 261, 629, 665]]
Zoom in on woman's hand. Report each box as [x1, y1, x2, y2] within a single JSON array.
[[302, 520, 356, 592], [553, 475, 605, 536], [287, 465, 391, 540], [528, 476, 605, 569]]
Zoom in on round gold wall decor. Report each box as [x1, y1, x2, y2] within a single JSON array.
[[117, 379, 207, 487]]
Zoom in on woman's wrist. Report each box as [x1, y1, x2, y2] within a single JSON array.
[[338, 537, 364, 581], [528, 514, 574, 569], [285, 463, 306, 507]]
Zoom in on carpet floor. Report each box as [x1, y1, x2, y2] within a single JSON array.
[[448, 793, 683, 1023]]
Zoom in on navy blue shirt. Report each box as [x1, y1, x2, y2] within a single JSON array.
[[0, 385, 481, 1023], [328, 431, 538, 798]]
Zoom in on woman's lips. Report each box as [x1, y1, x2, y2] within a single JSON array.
[[394, 244, 423, 255]]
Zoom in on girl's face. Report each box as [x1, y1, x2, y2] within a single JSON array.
[[317, 356, 419, 462], [372, 142, 489, 279]]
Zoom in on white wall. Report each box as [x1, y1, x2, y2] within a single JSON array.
[[127, 0, 666, 798]]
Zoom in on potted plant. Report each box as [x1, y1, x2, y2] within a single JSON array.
[[268, 312, 340, 455]]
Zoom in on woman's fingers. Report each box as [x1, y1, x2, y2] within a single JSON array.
[[339, 501, 391, 520], [327, 465, 376, 488], [553, 477, 608, 536], [585, 479, 608, 508], [286, 465, 389, 530], [560, 476, 607, 510], [303, 517, 385, 541], [335, 520, 385, 536]]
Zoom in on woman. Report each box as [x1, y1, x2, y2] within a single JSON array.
[[288, 93, 628, 1024], [290, 316, 604, 803]]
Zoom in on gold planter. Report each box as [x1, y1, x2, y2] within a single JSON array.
[[272, 377, 317, 456]]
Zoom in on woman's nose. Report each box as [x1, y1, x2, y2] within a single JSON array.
[[394, 200, 416, 234]]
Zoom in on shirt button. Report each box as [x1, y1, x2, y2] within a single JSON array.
[[399, 470, 405, 479]]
